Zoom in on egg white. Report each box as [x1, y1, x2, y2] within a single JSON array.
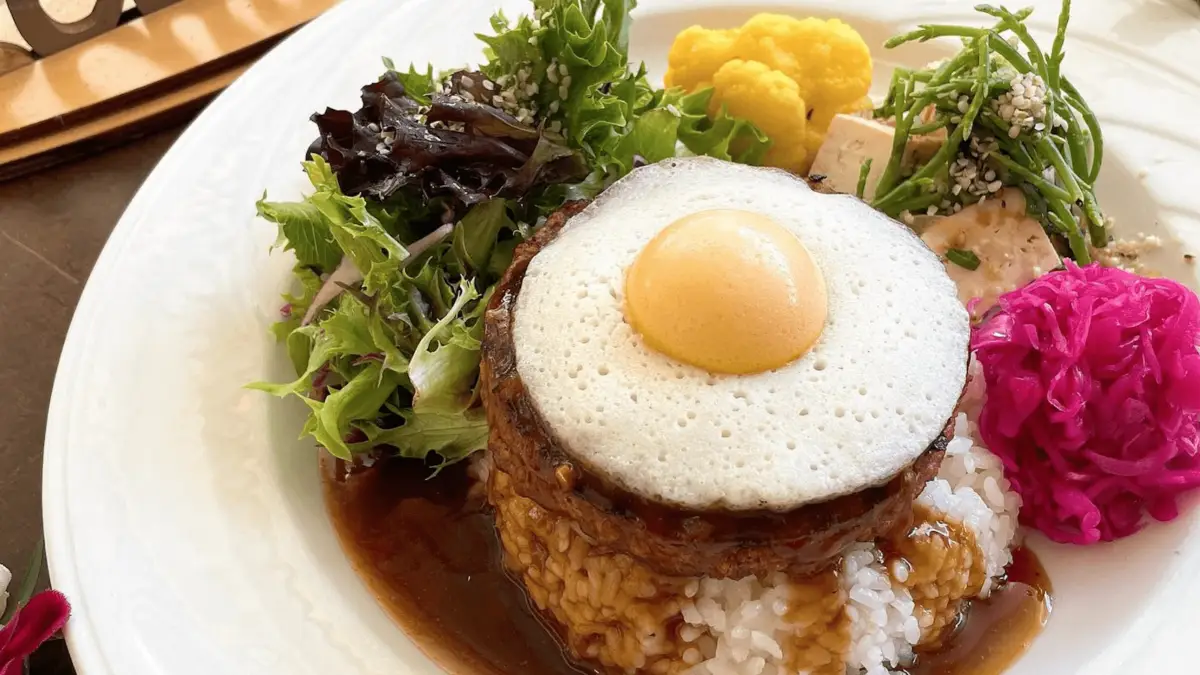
[[512, 157, 969, 511]]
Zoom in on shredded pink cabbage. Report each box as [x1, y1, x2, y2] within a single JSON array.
[[972, 262, 1200, 544]]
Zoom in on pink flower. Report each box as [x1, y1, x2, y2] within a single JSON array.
[[0, 591, 70, 675], [973, 262, 1200, 544]]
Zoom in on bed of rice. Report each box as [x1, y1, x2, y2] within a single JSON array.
[[485, 374, 1021, 675]]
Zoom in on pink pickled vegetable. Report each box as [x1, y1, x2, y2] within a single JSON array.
[[972, 262, 1200, 544]]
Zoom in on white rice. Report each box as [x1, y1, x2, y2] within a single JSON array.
[[679, 575, 795, 675], [842, 545, 919, 675], [930, 412, 1022, 592], [672, 382, 1022, 675], [842, 407, 1020, 674]]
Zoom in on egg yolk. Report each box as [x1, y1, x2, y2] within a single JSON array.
[[624, 210, 827, 375]]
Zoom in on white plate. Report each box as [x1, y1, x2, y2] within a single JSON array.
[[42, 0, 1200, 674]]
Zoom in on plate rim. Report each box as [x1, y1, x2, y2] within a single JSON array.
[[42, 1, 1200, 674]]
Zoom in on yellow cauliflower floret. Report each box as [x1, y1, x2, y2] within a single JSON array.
[[664, 14, 872, 173], [709, 60, 811, 172], [663, 26, 736, 91]]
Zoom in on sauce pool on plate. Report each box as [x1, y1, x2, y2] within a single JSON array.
[[906, 548, 1052, 675], [322, 456, 587, 675], [323, 456, 1052, 675]]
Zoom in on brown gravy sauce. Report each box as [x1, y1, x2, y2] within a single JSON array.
[[905, 547, 1053, 675], [323, 456, 1052, 675], [321, 456, 588, 675]]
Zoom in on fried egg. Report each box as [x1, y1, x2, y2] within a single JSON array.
[[512, 157, 969, 511]]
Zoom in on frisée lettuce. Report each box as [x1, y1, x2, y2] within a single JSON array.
[[252, 0, 771, 468]]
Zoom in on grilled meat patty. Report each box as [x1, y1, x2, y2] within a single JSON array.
[[480, 192, 949, 578]]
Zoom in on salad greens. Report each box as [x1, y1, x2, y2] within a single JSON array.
[[252, 0, 770, 468], [870, 0, 1106, 264]]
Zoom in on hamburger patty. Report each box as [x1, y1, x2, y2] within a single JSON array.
[[480, 193, 948, 579]]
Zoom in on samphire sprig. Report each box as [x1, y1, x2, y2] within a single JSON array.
[[870, 0, 1106, 264]]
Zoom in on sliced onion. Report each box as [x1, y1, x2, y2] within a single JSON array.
[[302, 257, 364, 326], [300, 224, 455, 326]]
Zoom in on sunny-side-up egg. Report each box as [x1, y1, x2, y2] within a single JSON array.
[[513, 157, 970, 510]]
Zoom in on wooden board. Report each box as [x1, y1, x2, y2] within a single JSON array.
[[0, 1, 138, 52], [0, 0, 338, 180]]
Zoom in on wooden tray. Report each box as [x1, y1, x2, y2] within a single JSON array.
[[0, 0, 338, 181]]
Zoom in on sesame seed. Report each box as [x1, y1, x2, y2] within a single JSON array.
[[1008, 125, 1021, 139], [559, 84, 569, 99], [460, 76, 474, 88], [526, 83, 539, 96], [492, 95, 504, 106], [366, 122, 380, 133], [984, 170, 996, 182], [988, 180, 1004, 192], [952, 184, 963, 196], [901, 211, 915, 225], [549, 120, 563, 133], [375, 142, 389, 153], [482, 79, 494, 91], [517, 108, 528, 119], [957, 98, 970, 113], [462, 91, 475, 103], [528, 36, 538, 46], [559, 63, 569, 76], [549, 101, 560, 113]]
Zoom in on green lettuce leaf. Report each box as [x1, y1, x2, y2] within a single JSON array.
[[257, 198, 342, 272], [304, 154, 339, 191], [249, 326, 338, 398], [301, 363, 402, 459], [354, 408, 489, 469], [674, 87, 772, 165], [309, 190, 409, 296], [478, 11, 542, 68], [270, 265, 323, 342], [320, 295, 380, 357], [409, 280, 486, 413], [452, 198, 514, 274], [479, 0, 769, 189], [382, 58, 436, 105]]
